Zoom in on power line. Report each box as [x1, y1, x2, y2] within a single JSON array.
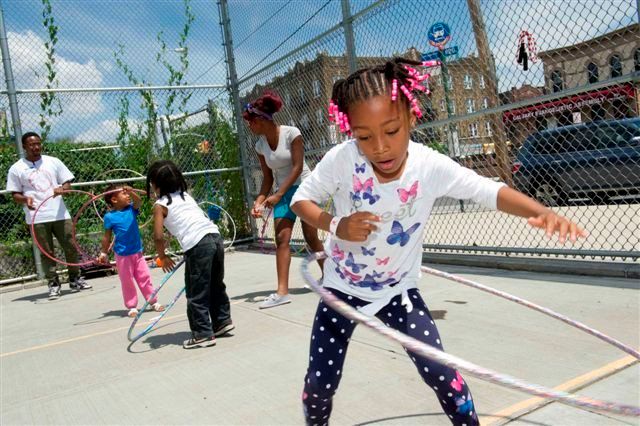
[[238, 0, 333, 81], [191, 0, 292, 84]]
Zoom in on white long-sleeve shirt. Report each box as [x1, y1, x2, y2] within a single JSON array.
[[291, 140, 505, 313]]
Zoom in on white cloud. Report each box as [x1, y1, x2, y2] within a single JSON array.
[[7, 30, 106, 133], [74, 118, 141, 143]]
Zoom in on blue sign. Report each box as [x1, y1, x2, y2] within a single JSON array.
[[421, 46, 458, 62], [428, 22, 451, 49]]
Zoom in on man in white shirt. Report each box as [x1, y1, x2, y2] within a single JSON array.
[[6, 132, 92, 299]]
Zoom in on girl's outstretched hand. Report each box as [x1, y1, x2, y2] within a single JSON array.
[[527, 211, 588, 244], [336, 211, 380, 242]]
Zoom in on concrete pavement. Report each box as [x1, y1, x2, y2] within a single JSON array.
[[1, 250, 638, 425]]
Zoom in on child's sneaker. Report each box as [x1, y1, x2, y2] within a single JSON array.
[[127, 308, 139, 318], [213, 320, 235, 337], [151, 303, 165, 312], [183, 335, 216, 349], [259, 293, 291, 309]]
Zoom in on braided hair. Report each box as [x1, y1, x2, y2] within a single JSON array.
[[329, 57, 437, 134], [146, 160, 188, 205]]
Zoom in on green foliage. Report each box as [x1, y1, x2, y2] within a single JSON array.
[[37, 0, 63, 141], [156, 0, 195, 117]]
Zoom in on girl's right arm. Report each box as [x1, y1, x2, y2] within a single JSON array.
[[292, 201, 379, 242], [153, 203, 175, 272], [97, 229, 112, 264], [252, 154, 274, 217]]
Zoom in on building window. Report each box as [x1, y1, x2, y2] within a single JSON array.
[[466, 99, 475, 113], [551, 70, 563, 93], [440, 99, 445, 112], [610, 55, 623, 78], [301, 114, 309, 130], [635, 48, 640, 72], [587, 62, 599, 84], [313, 80, 321, 98], [469, 122, 478, 137], [482, 97, 489, 109], [464, 74, 473, 89], [448, 100, 456, 114], [479, 75, 485, 89], [316, 108, 323, 125], [298, 86, 305, 101], [446, 74, 453, 89], [485, 121, 492, 136]]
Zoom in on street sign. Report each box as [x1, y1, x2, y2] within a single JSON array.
[[421, 46, 458, 62], [428, 22, 451, 49]]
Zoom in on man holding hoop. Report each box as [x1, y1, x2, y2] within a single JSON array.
[[6, 132, 92, 299]]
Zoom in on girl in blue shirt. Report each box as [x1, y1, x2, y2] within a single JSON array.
[[97, 185, 164, 317]]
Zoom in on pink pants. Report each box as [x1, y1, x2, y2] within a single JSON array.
[[115, 252, 157, 309]]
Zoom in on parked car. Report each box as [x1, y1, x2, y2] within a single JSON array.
[[512, 118, 640, 206]]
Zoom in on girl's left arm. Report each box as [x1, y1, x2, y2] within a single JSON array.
[[152, 203, 175, 272], [496, 186, 587, 243]]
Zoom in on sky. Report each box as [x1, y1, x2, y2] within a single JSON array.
[[0, 0, 636, 142]]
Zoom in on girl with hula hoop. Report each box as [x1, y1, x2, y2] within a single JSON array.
[[290, 58, 588, 425], [244, 90, 324, 309], [147, 160, 234, 350], [96, 184, 164, 317]]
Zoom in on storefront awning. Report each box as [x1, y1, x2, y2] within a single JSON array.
[[503, 83, 635, 123]]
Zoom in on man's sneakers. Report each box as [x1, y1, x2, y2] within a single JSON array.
[[183, 335, 216, 349], [48, 280, 61, 300], [213, 320, 235, 337], [259, 293, 291, 309], [69, 277, 92, 292]]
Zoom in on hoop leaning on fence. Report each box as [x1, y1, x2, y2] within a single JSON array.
[[300, 252, 640, 417]]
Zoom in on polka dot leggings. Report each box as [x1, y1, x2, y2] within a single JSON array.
[[302, 287, 479, 426]]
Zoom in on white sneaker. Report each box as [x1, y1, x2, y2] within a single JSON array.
[[259, 293, 291, 309], [127, 308, 139, 318]]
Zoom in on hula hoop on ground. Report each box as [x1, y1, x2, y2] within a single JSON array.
[[197, 201, 237, 251], [300, 252, 640, 417], [31, 189, 101, 268], [127, 258, 186, 343]]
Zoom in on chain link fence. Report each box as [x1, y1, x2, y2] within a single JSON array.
[[1, 0, 639, 284], [234, 0, 639, 262]]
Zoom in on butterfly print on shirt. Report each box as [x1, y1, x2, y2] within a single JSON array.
[[397, 180, 418, 203], [386, 220, 421, 247]]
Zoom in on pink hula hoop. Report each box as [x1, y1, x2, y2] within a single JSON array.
[[30, 189, 99, 268], [71, 188, 148, 261]]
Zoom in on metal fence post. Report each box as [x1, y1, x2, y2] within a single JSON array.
[[218, 0, 257, 238], [0, 0, 45, 280], [341, 0, 358, 73]]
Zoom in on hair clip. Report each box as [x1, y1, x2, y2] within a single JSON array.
[[421, 60, 440, 68], [391, 79, 398, 101]]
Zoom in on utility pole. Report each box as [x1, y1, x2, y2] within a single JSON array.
[[341, 0, 357, 73], [467, 0, 512, 186]]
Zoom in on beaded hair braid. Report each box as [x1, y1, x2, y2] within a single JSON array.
[[328, 57, 439, 135]]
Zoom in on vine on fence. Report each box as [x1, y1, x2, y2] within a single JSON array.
[[36, 0, 63, 141]]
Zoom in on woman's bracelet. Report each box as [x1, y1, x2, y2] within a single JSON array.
[[329, 216, 343, 235]]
